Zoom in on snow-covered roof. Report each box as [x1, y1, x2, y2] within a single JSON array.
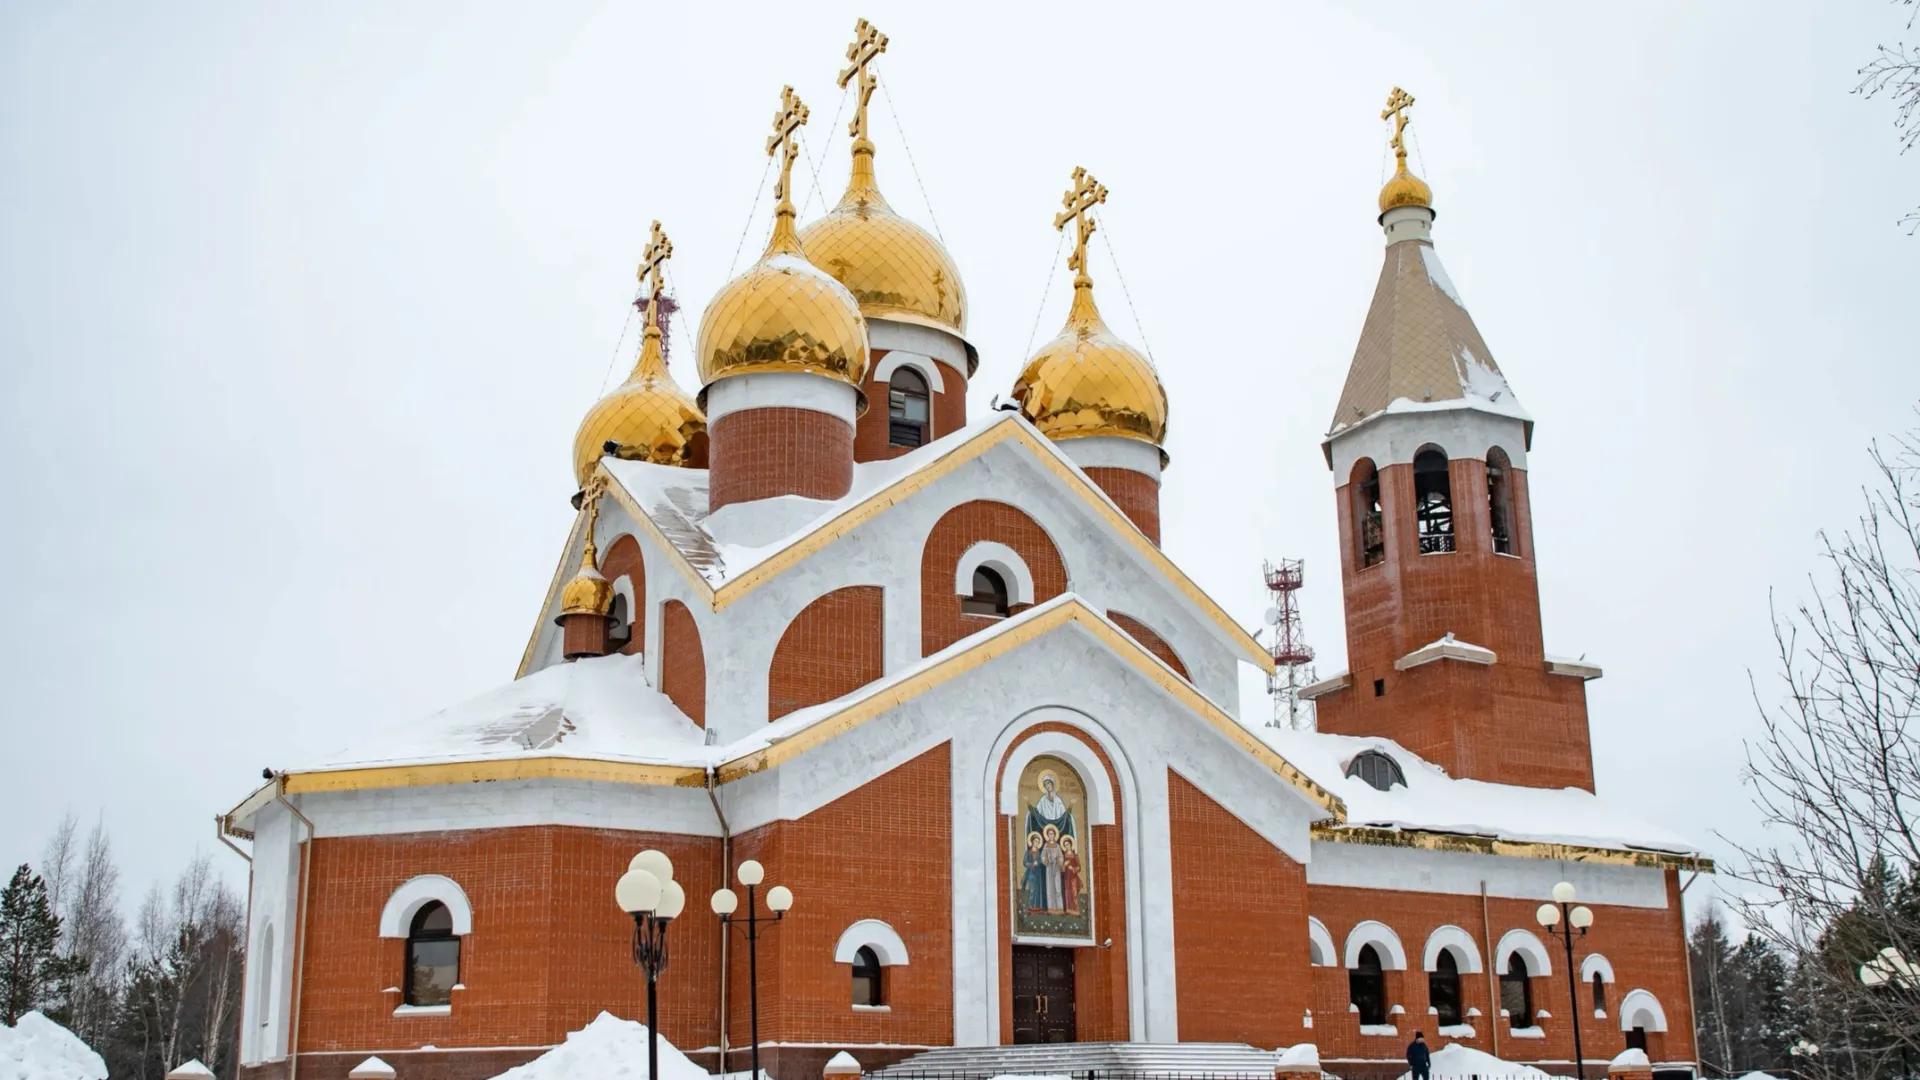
[[1254, 726, 1705, 859]]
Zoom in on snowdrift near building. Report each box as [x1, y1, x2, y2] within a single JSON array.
[[486, 1012, 709, 1080], [0, 1013, 108, 1080]]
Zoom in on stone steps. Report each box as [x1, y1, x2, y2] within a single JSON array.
[[870, 1041, 1279, 1078]]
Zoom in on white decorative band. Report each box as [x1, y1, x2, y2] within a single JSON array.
[[869, 317, 970, 372], [705, 371, 859, 425], [871, 351, 945, 392], [1381, 205, 1435, 244], [1060, 436, 1162, 479]]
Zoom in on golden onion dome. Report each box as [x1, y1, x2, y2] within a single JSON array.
[[695, 204, 869, 399], [797, 143, 969, 360], [1378, 161, 1433, 215], [1012, 278, 1168, 455], [572, 317, 707, 485], [557, 505, 613, 619]]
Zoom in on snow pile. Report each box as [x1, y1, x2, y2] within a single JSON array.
[[823, 1051, 862, 1076], [166, 1063, 215, 1080], [487, 1012, 709, 1080], [0, 1012, 108, 1080], [1611, 1050, 1652, 1071], [1276, 1043, 1321, 1071], [1403, 1043, 1566, 1080]]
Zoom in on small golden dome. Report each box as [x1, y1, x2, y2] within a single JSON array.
[[1378, 162, 1433, 215], [558, 505, 613, 619], [573, 320, 707, 485], [695, 207, 869, 396], [798, 145, 969, 352], [1013, 280, 1168, 453]]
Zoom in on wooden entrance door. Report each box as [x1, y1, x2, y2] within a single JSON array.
[[1011, 945, 1075, 1044]]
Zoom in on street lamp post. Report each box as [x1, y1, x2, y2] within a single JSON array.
[[711, 859, 794, 1080], [616, 849, 688, 1080], [1537, 881, 1596, 1079]]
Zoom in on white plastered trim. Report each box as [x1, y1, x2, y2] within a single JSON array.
[[1618, 988, 1667, 1032], [996, 730, 1117, 825], [1058, 436, 1162, 480], [1582, 953, 1616, 983], [377, 875, 473, 938], [868, 317, 969, 371], [1422, 924, 1485, 973], [956, 541, 1037, 606], [1344, 920, 1410, 970], [834, 919, 910, 965], [1495, 927, 1554, 976], [871, 351, 945, 393], [704, 371, 858, 424], [1307, 917, 1337, 967]]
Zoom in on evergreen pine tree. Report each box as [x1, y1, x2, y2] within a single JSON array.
[[0, 863, 78, 1024]]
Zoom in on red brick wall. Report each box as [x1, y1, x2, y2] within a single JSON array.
[[660, 600, 706, 728], [1323, 460, 1594, 790], [599, 535, 646, 655], [292, 827, 721, 1057], [992, 724, 1130, 1043], [1167, 771, 1310, 1045], [1308, 872, 1695, 1070], [1107, 611, 1189, 679], [854, 354, 968, 463], [709, 407, 853, 512], [768, 586, 885, 720], [719, 745, 954, 1053], [1082, 466, 1160, 545], [921, 501, 1069, 656]]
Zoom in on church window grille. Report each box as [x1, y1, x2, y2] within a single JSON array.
[[1592, 972, 1607, 1013], [608, 593, 631, 647], [1487, 447, 1516, 555], [1352, 459, 1385, 567], [851, 945, 883, 1007], [1345, 750, 1406, 791], [1500, 954, 1532, 1030], [889, 368, 930, 448], [1349, 943, 1388, 1025], [405, 902, 459, 1008], [962, 567, 1010, 618], [1413, 448, 1454, 554], [1429, 950, 1462, 1027]]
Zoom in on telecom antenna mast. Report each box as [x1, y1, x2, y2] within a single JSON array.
[[1263, 558, 1316, 730]]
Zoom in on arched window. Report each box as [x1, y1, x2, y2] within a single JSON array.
[[405, 901, 459, 1007], [1345, 750, 1407, 791], [607, 592, 631, 647], [1592, 971, 1607, 1013], [1349, 943, 1388, 1026], [851, 945, 884, 1007], [1413, 448, 1454, 554], [1626, 1026, 1648, 1051], [1500, 953, 1532, 1030], [1486, 447, 1516, 555], [961, 566, 1010, 618], [889, 368, 930, 448], [1352, 459, 1385, 568], [1429, 949, 1462, 1026]]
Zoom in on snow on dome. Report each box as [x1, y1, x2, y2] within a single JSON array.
[[0, 1012, 108, 1080], [165, 1062, 215, 1080], [1276, 1043, 1321, 1070], [1255, 727, 1703, 856], [486, 1012, 710, 1080], [1403, 1043, 1567, 1080]]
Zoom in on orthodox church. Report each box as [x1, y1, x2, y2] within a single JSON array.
[[220, 23, 1707, 1080]]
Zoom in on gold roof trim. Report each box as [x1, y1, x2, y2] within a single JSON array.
[[282, 757, 705, 795], [1312, 823, 1713, 872]]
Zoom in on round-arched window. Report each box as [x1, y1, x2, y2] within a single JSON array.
[[961, 566, 1010, 618], [851, 945, 883, 1006], [889, 369, 930, 448], [1344, 750, 1407, 791], [1349, 943, 1387, 1025], [405, 901, 460, 1007]]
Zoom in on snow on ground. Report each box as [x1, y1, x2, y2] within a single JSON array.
[[487, 1012, 708, 1080], [0, 1013, 107, 1080], [1401, 1043, 1571, 1080]]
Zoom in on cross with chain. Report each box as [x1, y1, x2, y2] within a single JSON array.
[[1382, 86, 1416, 163], [765, 85, 810, 206], [634, 220, 673, 332], [1052, 166, 1108, 280], [836, 18, 888, 144]]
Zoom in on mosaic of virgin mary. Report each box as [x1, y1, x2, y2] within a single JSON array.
[[1010, 756, 1093, 941]]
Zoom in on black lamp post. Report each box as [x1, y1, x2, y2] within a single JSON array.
[[1536, 881, 1595, 1079], [617, 850, 687, 1080], [711, 859, 794, 1080]]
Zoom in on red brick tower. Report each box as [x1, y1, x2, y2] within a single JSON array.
[[1308, 90, 1596, 791]]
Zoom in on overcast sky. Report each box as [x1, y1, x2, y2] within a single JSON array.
[[1, 1, 1913, 917]]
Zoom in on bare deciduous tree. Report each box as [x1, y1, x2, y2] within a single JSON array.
[[1855, 0, 1920, 231]]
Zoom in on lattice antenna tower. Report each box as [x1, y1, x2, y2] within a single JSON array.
[[1262, 558, 1317, 730]]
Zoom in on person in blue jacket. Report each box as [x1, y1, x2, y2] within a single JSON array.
[[1407, 1031, 1431, 1080]]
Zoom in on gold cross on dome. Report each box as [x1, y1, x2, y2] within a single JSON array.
[[635, 220, 673, 331], [1382, 86, 1416, 164], [766, 85, 810, 207], [1053, 166, 1108, 283], [837, 18, 889, 143]]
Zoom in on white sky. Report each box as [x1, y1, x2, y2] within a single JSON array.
[[1, 1, 1913, 919]]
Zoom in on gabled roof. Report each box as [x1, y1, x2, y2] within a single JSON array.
[[516, 413, 1273, 678], [1327, 238, 1531, 442]]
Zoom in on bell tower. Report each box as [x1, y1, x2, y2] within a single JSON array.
[[1308, 90, 1596, 791]]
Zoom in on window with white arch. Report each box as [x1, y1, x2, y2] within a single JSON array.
[[1307, 917, 1337, 967], [1423, 925, 1482, 1028], [956, 541, 1036, 619], [835, 919, 909, 1010], [378, 875, 473, 1012], [1618, 988, 1667, 1036], [1582, 953, 1616, 1016]]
